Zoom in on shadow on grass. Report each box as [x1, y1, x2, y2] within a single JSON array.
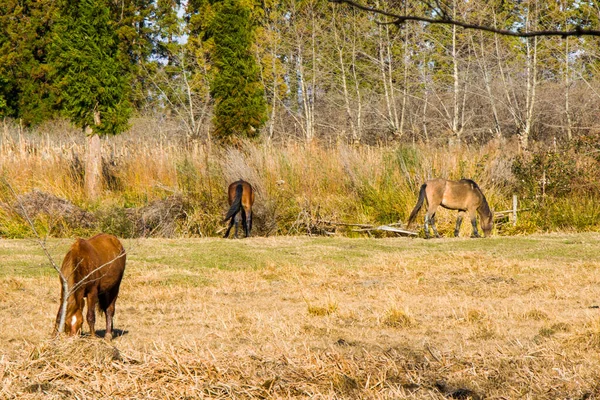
[[93, 328, 128, 339]]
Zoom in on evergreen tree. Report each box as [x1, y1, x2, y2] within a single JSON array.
[[106, 0, 156, 109], [49, 0, 131, 198], [208, 0, 267, 142], [0, 0, 57, 124]]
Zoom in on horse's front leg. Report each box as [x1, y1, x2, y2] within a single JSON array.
[[470, 217, 481, 238], [454, 212, 464, 237], [86, 291, 98, 337]]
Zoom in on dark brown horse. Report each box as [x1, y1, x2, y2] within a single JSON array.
[[54, 233, 126, 339], [223, 179, 255, 238], [407, 178, 493, 238]]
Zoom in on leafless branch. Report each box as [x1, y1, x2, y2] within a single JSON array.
[[0, 178, 69, 335], [68, 250, 127, 295], [329, 0, 600, 38]]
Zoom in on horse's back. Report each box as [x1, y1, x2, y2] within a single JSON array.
[[228, 179, 254, 207], [87, 233, 125, 261], [425, 178, 483, 210], [88, 234, 126, 286], [68, 234, 125, 291]]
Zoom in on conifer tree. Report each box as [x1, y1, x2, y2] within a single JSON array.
[[208, 0, 267, 142], [0, 0, 57, 124], [49, 0, 131, 198]]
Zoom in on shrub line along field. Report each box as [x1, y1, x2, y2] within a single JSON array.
[[2, 233, 600, 398]]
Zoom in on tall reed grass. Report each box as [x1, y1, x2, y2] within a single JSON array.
[[1, 118, 598, 238]]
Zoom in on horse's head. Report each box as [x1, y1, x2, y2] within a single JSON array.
[[481, 208, 494, 237], [55, 302, 84, 336], [64, 309, 84, 335]]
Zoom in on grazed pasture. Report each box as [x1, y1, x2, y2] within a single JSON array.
[[2, 233, 600, 399]]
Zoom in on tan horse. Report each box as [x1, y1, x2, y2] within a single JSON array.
[[54, 233, 126, 339], [223, 179, 255, 238], [407, 178, 493, 238]]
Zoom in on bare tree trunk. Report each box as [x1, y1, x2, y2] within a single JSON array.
[[297, 51, 314, 142], [293, 4, 317, 143], [84, 110, 102, 199], [450, 6, 467, 146], [377, 13, 399, 134], [521, 35, 538, 152], [422, 87, 429, 143], [351, 45, 363, 141], [452, 23, 459, 143], [333, 8, 357, 141], [399, 20, 409, 138], [268, 44, 279, 140], [473, 32, 502, 138], [336, 38, 356, 139], [564, 36, 572, 141]]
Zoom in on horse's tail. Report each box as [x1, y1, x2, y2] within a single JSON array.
[[223, 183, 244, 223], [407, 183, 427, 228]]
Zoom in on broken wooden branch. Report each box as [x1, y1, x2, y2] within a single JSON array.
[[352, 225, 418, 236]]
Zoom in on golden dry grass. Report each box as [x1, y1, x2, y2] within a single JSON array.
[[1, 123, 526, 239], [2, 233, 600, 398]]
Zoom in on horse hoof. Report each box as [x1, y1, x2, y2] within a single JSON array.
[[105, 333, 113, 341]]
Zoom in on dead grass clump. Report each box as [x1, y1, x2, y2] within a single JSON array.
[[332, 372, 360, 394], [4, 339, 125, 397], [536, 322, 571, 341], [306, 301, 338, 316], [29, 338, 123, 364], [470, 323, 498, 340], [569, 319, 600, 348], [521, 309, 549, 321], [6, 189, 96, 229], [382, 307, 415, 328], [123, 195, 188, 238], [466, 309, 488, 323]]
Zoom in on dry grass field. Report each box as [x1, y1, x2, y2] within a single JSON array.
[[2, 233, 600, 399]]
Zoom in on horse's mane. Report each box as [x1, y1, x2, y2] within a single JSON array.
[[459, 178, 480, 190], [478, 193, 492, 217], [460, 179, 492, 217]]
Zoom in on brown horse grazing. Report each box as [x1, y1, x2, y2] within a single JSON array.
[[223, 179, 255, 238], [54, 233, 126, 339], [406, 178, 493, 238]]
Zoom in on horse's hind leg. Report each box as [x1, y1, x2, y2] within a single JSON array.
[[103, 289, 120, 341], [469, 209, 480, 238], [234, 213, 241, 238], [430, 214, 441, 238], [246, 210, 252, 237], [425, 203, 440, 238], [423, 215, 431, 239], [241, 208, 248, 238], [224, 216, 235, 238], [242, 208, 251, 237], [454, 212, 465, 237]]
